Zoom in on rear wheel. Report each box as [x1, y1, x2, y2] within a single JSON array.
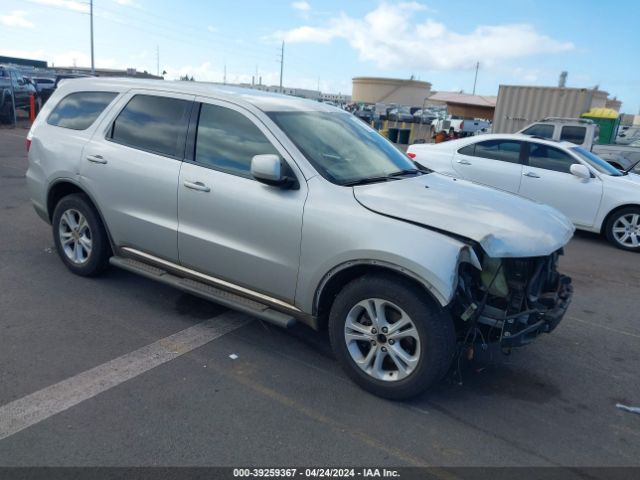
[[329, 274, 455, 399], [52, 194, 111, 276], [605, 207, 640, 252]]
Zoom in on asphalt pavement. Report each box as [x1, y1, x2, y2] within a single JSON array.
[[0, 125, 639, 469]]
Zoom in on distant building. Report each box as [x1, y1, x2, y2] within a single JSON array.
[[0, 55, 47, 69], [427, 92, 497, 120], [352, 77, 432, 106], [493, 85, 617, 134], [605, 97, 622, 112]]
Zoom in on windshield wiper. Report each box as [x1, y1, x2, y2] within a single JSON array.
[[387, 168, 427, 177], [342, 168, 428, 186], [625, 160, 640, 173], [342, 176, 402, 186]]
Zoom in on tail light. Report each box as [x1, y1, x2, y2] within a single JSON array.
[[25, 138, 32, 152], [407, 152, 416, 159]]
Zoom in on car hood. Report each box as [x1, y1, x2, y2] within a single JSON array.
[[353, 174, 575, 258]]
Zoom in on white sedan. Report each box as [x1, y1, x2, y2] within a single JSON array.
[[407, 134, 640, 251]]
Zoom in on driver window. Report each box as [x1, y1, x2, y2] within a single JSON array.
[[527, 143, 578, 174], [195, 103, 279, 178]]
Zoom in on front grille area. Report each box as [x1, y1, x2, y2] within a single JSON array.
[[452, 250, 573, 348]]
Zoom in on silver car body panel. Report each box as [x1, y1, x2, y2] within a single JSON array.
[[295, 177, 475, 309], [353, 174, 575, 258], [177, 96, 308, 303]]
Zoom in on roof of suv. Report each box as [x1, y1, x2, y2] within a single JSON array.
[[57, 77, 340, 113]]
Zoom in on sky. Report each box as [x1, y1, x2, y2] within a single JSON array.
[[1, 0, 639, 112]]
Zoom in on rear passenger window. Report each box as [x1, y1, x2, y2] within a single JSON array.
[[527, 143, 578, 174], [472, 140, 522, 164], [521, 124, 554, 138], [560, 126, 586, 144], [110, 95, 191, 158], [47, 92, 117, 130], [195, 103, 278, 177], [458, 144, 475, 156]]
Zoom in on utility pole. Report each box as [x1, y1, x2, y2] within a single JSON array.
[[90, 0, 95, 74], [156, 45, 160, 77], [472, 61, 479, 95], [279, 41, 284, 93]]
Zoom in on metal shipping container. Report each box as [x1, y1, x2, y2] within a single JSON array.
[[492, 85, 609, 134]]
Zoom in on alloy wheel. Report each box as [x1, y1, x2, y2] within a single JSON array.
[[58, 209, 92, 264], [344, 298, 421, 382], [612, 213, 640, 248]]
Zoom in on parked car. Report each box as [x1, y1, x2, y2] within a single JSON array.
[[354, 104, 375, 123], [30, 77, 56, 104], [432, 115, 465, 133], [27, 79, 574, 399], [412, 109, 437, 125], [0, 65, 41, 121], [388, 106, 413, 123], [518, 118, 640, 171], [460, 119, 491, 136], [408, 134, 640, 251]]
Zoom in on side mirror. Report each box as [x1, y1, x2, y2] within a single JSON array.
[[251, 154, 297, 189], [570, 163, 591, 179]]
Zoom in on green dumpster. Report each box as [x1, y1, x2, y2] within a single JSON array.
[[581, 108, 620, 144], [388, 127, 399, 143]]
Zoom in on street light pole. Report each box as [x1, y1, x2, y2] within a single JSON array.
[[472, 61, 479, 95], [90, 0, 95, 74], [279, 41, 284, 93]]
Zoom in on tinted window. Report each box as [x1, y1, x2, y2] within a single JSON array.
[[48, 92, 118, 130], [458, 144, 475, 156], [560, 126, 586, 144], [527, 143, 578, 173], [521, 124, 554, 138], [111, 95, 191, 158], [195, 104, 278, 177], [473, 140, 522, 164]]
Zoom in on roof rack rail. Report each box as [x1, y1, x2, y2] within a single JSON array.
[[540, 117, 594, 124]]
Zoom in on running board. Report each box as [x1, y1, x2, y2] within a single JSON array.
[[109, 256, 297, 329]]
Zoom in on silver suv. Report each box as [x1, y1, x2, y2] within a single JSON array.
[[26, 78, 574, 399]]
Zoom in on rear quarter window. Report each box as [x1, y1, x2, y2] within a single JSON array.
[[47, 91, 118, 130]]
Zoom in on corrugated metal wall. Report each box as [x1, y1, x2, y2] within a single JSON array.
[[492, 85, 609, 133]]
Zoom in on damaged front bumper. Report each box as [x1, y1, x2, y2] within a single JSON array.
[[453, 249, 573, 349]]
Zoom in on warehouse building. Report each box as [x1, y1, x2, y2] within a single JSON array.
[[427, 92, 497, 120], [493, 85, 616, 133], [352, 76, 432, 106]]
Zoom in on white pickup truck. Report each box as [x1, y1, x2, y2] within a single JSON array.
[[518, 118, 640, 172]]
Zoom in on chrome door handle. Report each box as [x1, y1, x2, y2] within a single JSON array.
[[86, 154, 107, 164], [183, 180, 210, 192], [523, 172, 540, 178], [457, 159, 472, 165]]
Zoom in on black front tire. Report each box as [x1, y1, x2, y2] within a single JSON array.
[[328, 274, 455, 400], [52, 194, 111, 276]]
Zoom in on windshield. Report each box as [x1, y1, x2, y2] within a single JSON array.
[[571, 146, 623, 176], [268, 111, 417, 185]]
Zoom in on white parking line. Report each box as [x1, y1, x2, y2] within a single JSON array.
[[0, 311, 249, 441]]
